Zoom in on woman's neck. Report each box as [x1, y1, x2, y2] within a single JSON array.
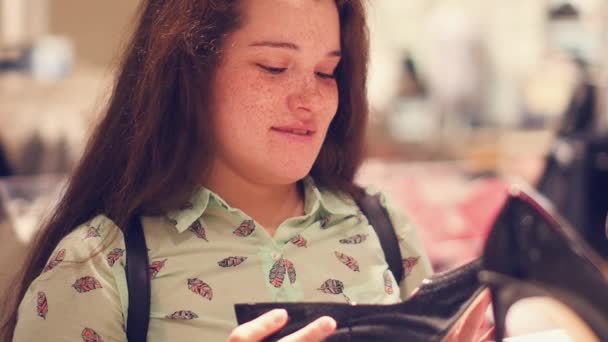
[[205, 163, 305, 235]]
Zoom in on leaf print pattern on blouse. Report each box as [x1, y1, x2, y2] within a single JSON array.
[[217, 256, 247, 268], [383, 270, 394, 295], [43, 249, 66, 273], [287, 261, 296, 284], [106, 248, 124, 267], [188, 220, 208, 241], [72, 276, 103, 293], [84, 225, 101, 239], [269, 258, 296, 288], [318, 279, 344, 295], [36, 292, 48, 319], [339, 234, 368, 245], [149, 259, 167, 279], [233, 220, 255, 237], [334, 251, 360, 272], [318, 279, 350, 303], [188, 278, 213, 300], [403, 256, 420, 279], [269, 259, 285, 288], [166, 310, 199, 320], [290, 234, 308, 248], [81, 328, 103, 342]]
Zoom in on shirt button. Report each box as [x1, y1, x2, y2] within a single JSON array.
[[271, 252, 282, 261]]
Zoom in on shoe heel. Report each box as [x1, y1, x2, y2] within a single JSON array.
[[490, 286, 508, 342], [480, 271, 525, 342]]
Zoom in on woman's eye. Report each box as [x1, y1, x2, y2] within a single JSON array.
[[316, 71, 336, 80], [257, 64, 287, 74]]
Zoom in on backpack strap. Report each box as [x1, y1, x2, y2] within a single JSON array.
[[125, 216, 151, 342], [354, 193, 404, 284]]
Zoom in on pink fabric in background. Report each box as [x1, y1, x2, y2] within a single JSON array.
[[357, 161, 509, 271]]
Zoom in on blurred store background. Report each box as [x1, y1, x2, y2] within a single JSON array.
[[1, 2, 608, 332]]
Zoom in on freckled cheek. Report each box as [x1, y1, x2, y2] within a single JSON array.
[[240, 79, 290, 123], [218, 77, 285, 128]]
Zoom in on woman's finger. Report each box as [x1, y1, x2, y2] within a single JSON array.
[[228, 309, 288, 342], [279, 316, 336, 342]]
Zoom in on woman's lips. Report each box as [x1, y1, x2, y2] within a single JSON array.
[[270, 127, 316, 142], [271, 127, 314, 136]]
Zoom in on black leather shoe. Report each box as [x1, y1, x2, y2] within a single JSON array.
[[479, 185, 608, 341]]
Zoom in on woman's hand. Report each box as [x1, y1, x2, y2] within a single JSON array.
[[228, 309, 336, 342]]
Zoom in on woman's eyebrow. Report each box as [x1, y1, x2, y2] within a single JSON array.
[[248, 40, 341, 57]]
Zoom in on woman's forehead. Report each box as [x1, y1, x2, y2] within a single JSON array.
[[233, 0, 341, 51]]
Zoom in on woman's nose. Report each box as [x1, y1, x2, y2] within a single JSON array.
[[287, 75, 321, 118]]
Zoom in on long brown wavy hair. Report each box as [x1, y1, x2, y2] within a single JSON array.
[[1, 0, 369, 339]]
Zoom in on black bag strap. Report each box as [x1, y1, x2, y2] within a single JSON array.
[[354, 193, 404, 284], [125, 216, 151, 342]]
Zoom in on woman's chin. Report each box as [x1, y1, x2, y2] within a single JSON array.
[[264, 163, 314, 185]]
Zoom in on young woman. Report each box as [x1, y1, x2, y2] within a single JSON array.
[[1, 0, 433, 341]]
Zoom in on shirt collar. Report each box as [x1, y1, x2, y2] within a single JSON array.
[[166, 176, 358, 233], [166, 187, 213, 233], [302, 177, 358, 217]]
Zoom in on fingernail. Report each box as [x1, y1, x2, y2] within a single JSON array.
[[319, 316, 336, 332], [270, 309, 287, 323]]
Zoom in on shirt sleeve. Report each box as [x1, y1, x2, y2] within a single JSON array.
[[13, 215, 128, 342], [368, 188, 434, 299]]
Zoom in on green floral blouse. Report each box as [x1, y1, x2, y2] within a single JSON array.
[[14, 177, 432, 341]]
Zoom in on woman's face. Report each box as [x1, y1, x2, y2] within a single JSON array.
[[211, 0, 341, 186]]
